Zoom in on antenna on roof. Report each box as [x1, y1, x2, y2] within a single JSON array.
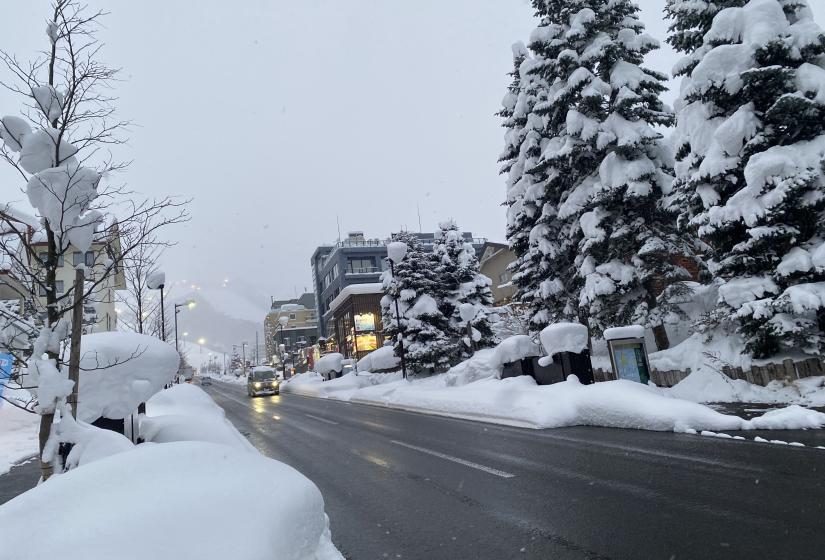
[[336, 214, 341, 242], [417, 203, 422, 232]]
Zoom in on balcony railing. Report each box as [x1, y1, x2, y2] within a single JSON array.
[[346, 267, 381, 275]]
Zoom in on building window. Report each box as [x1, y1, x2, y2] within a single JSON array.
[[39, 280, 65, 296], [347, 257, 375, 274], [332, 263, 339, 278], [289, 313, 296, 320], [73, 251, 95, 267], [39, 253, 64, 267], [499, 271, 510, 283]]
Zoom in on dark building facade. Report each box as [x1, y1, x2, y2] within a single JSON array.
[[310, 231, 487, 340]]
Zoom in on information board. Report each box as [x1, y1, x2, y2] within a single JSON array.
[[0, 353, 14, 405], [610, 343, 650, 384]]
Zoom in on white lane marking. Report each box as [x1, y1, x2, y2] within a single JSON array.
[[304, 413, 339, 425], [208, 387, 252, 408], [390, 440, 515, 479]]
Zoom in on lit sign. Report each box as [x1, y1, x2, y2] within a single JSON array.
[[0, 353, 13, 404], [354, 313, 376, 332], [355, 333, 378, 352]]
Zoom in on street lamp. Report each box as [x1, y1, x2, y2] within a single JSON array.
[[174, 300, 196, 354], [459, 303, 478, 353], [197, 337, 206, 354], [147, 271, 166, 341], [242, 342, 249, 377], [386, 241, 408, 379], [273, 316, 289, 376]]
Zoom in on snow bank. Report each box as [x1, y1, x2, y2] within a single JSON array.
[[0, 441, 343, 560], [77, 332, 179, 423], [357, 345, 400, 372], [0, 392, 40, 474], [141, 384, 255, 452], [283, 371, 402, 401], [285, 351, 825, 433]]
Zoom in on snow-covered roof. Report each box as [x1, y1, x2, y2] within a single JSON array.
[[603, 325, 645, 341], [327, 282, 383, 315]]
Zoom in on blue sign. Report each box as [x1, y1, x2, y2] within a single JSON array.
[[0, 353, 13, 404]]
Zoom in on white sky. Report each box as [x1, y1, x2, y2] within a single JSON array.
[[2, 1, 825, 302]]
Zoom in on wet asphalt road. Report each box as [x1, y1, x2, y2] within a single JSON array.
[[203, 380, 825, 560]]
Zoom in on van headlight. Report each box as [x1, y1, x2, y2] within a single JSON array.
[[254, 382, 262, 389]]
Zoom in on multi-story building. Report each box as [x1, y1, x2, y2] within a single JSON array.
[[29, 223, 126, 332], [264, 292, 319, 366], [310, 230, 487, 340], [478, 241, 518, 306]]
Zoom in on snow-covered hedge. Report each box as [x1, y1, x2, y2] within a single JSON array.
[[77, 332, 178, 423]]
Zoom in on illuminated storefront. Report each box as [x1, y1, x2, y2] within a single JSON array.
[[329, 285, 384, 360]]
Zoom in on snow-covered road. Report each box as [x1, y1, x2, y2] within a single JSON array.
[[204, 380, 825, 560]]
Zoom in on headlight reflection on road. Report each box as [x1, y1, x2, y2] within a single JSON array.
[[252, 400, 267, 414], [272, 415, 281, 420]]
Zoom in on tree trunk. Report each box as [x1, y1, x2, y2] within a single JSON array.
[[652, 323, 670, 351]]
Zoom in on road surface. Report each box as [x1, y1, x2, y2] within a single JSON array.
[[203, 380, 825, 560]]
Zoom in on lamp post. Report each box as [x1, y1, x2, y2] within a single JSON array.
[[458, 303, 478, 353], [174, 300, 196, 354], [242, 342, 248, 377], [273, 316, 289, 376], [279, 343, 286, 378], [147, 271, 166, 341], [386, 241, 408, 379]]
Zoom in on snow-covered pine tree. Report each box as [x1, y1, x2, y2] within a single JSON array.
[[433, 221, 496, 360], [666, 0, 749, 232], [672, 0, 825, 357], [498, 42, 530, 177], [380, 232, 455, 373], [503, 1, 588, 331], [552, 0, 698, 349]]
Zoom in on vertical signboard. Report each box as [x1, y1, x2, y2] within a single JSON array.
[[0, 353, 14, 405]]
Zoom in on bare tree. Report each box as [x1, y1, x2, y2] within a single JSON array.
[[0, 1, 188, 479]]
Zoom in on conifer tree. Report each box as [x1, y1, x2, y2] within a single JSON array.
[[433, 221, 496, 360], [670, 0, 825, 357], [503, 0, 699, 346], [380, 232, 455, 372]]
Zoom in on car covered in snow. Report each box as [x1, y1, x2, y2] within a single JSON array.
[[247, 366, 280, 397]]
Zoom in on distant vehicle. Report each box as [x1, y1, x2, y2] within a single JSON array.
[[200, 377, 213, 386], [179, 366, 195, 383], [247, 366, 280, 397]]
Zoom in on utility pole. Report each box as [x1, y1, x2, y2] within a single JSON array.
[[255, 331, 259, 365], [67, 268, 85, 418]]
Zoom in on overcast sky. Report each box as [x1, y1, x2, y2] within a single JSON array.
[[3, 1, 825, 304]]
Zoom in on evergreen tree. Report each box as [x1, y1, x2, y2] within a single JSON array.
[[503, 0, 700, 345], [666, 0, 749, 232], [670, 0, 825, 357], [380, 232, 455, 372], [433, 221, 496, 360]]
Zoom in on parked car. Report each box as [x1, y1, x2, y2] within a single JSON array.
[[247, 366, 280, 397], [200, 377, 212, 386]]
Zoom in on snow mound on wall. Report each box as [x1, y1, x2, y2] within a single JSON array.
[[77, 332, 178, 423], [357, 345, 400, 372], [539, 323, 588, 363], [491, 335, 540, 368], [0, 441, 343, 560]]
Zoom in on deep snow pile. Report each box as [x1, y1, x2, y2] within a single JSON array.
[[140, 384, 256, 451], [0, 383, 344, 560], [74, 332, 179, 423], [0, 441, 343, 560], [286, 346, 825, 433]]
